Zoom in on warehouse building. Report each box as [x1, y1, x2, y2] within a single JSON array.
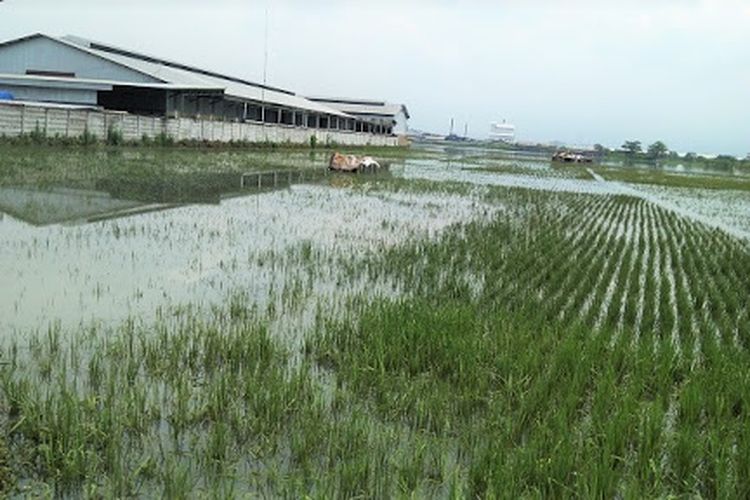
[[308, 96, 410, 137], [0, 33, 408, 142]]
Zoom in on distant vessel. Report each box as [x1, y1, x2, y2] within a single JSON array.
[[489, 121, 516, 143]]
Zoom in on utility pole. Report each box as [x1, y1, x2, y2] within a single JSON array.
[[449, 118, 454, 136], [261, 5, 269, 124]]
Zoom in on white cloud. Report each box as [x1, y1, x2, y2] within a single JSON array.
[[0, 0, 748, 153]]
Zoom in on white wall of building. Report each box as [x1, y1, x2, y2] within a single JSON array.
[[393, 109, 409, 135], [0, 102, 397, 146]]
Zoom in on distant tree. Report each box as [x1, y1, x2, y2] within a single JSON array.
[[716, 154, 738, 162], [714, 155, 738, 171], [684, 152, 698, 162], [621, 141, 642, 156], [593, 144, 608, 156], [647, 141, 669, 160]]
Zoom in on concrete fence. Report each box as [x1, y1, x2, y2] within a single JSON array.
[[0, 102, 398, 147]]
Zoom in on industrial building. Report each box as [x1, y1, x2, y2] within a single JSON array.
[[307, 97, 410, 137], [489, 121, 516, 143], [0, 33, 409, 144]]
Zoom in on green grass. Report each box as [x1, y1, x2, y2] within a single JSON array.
[[0, 143, 429, 191], [595, 165, 750, 191], [310, 188, 750, 497], [462, 163, 593, 180], [2, 145, 750, 496]]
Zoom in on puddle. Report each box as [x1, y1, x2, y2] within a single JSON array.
[[397, 158, 621, 195]]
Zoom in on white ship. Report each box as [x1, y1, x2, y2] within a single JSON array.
[[489, 121, 516, 143]]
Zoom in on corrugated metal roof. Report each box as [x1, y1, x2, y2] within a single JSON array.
[[308, 96, 410, 119], [57, 35, 350, 117], [0, 72, 224, 92]]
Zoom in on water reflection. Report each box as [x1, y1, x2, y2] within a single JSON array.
[[0, 166, 392, 227]]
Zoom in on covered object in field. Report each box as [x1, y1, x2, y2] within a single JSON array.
[[329, 152, 381, 172]]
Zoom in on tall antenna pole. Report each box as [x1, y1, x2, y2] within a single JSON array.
[[261, 5, 269, 123]]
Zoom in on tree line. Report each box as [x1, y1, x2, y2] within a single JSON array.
[[592, 140, 749, 167]]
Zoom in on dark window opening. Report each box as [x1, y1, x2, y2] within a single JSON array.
[[26, 70, 76, 78], [263, 108, 280, 124], [280, 109, 294, 125], [98, 87, 168, 116]]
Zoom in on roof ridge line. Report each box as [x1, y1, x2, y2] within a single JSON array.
[[64, 35, 297, 97]]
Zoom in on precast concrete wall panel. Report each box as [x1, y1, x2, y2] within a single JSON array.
[[0, 102, 398, 146]]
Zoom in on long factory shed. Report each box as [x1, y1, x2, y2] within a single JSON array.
[[0, 33, 407, 145]]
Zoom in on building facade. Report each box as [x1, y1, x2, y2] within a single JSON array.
[[307, 97, 410, 137], [489, 121, 516, 143], [0, 33, 406, 145]]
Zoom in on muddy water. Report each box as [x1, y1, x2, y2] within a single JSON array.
[[398, 157, 622, 195], [0, 181, 495, 335], [397, 157, 750, 243], [3, 150, 749, 336]]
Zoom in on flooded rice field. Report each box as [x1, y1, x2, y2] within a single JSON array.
[[0, 181, 495, 334], [1, 144, 750, 497]]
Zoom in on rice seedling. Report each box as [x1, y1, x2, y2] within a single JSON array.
[[2, 143, 750, 496]]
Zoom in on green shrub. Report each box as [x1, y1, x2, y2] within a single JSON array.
[[106, 127, 124, 146], [155, 131, 174, 147], [79, 127, 98, 146], [29, 122, 47, 144]]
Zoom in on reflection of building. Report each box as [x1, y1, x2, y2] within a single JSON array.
[[0, 166, 367, 226], [489, 121, 516, 143], [0, 187, 175, 226]]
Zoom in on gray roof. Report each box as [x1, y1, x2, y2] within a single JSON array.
[[58, 35, 350, 117], [0, 72, 223, 92], [307, 96, 410, 120], [0, 33, 350, 117]]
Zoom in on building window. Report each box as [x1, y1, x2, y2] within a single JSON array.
[[26, 69, 76, 78]]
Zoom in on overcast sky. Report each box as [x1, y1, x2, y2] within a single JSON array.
[[1, 0, 748, 155]]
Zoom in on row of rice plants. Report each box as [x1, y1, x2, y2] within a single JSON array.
[[3, 178, 750, 496], [312, 186, 750, 496]]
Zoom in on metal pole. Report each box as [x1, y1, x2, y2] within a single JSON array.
[[261, 5, 269, 126]]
